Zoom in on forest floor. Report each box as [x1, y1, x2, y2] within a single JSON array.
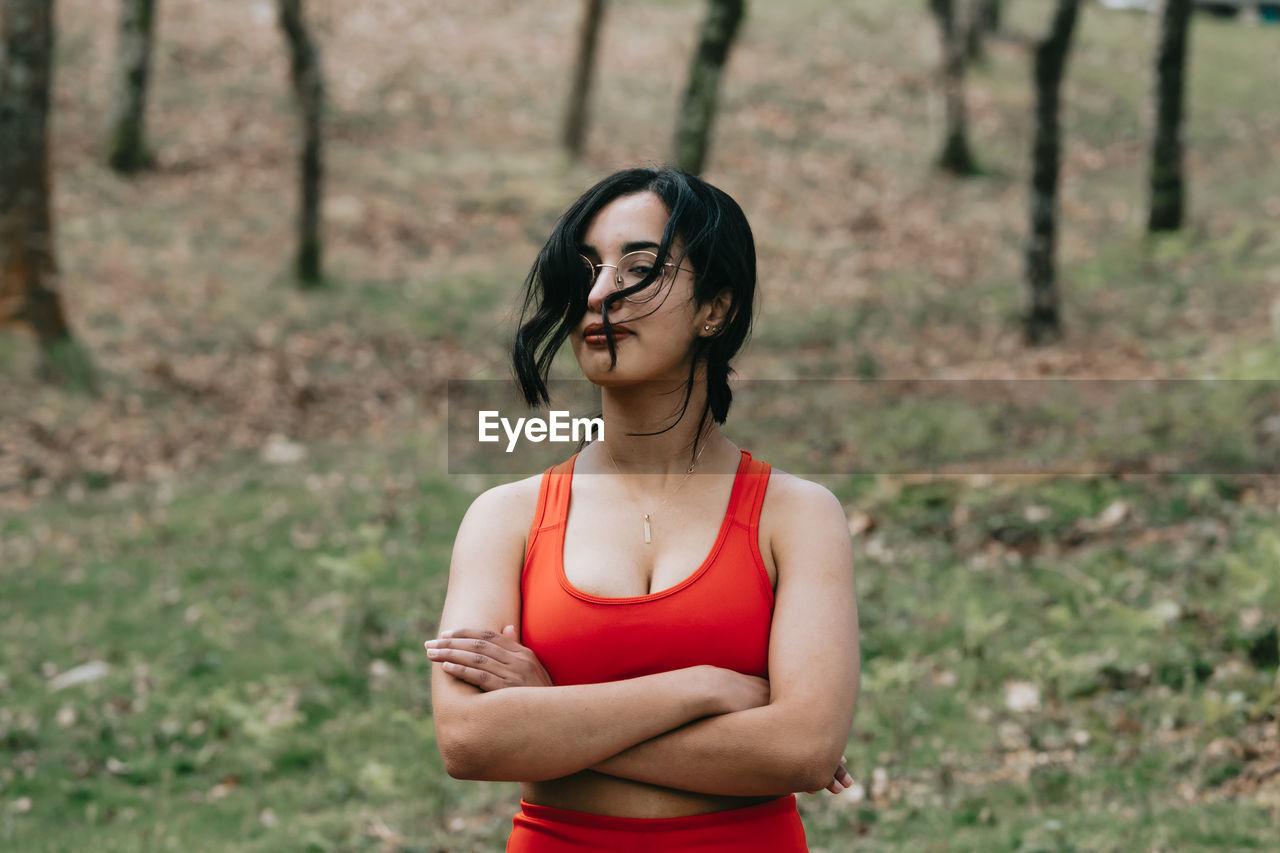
[[2, 0, 1278, 850]]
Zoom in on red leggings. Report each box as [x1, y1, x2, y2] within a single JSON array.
[[506, 795, 809, 852]]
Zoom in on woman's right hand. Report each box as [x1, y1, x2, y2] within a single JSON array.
[[807, 757, 853, 795], [699, 666, 770, 715]]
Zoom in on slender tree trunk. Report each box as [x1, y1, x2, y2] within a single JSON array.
[[563, 0, 606, 160], [1147, 0, 1191, 232], [963, 0, 986, 63], [105, 0, 157, 173], [930, 0, 980, 175], [673, 0, 745, 175], [981, 0, 1002, 32], [0, 0, 91, 384], [1024, 0, 1081, 345], [277, 0, 324, 287]]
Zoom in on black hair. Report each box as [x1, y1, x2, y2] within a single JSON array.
[[511, 167, 757, 463]]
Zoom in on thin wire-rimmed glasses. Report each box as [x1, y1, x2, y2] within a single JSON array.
[[578, 251, 693, 304]]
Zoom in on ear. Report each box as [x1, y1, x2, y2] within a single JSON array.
[[699, 288, 735, 337]]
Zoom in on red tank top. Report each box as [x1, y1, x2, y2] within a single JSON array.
[[521, 449, 775, 686]]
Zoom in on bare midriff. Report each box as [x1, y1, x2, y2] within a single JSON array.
[[523, 772, 776, 818]]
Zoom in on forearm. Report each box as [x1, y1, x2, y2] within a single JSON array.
[[434, 666, 719, 782], [590, 703, 839, 797]]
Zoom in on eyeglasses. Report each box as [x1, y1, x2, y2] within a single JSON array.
[[578, 251, 693, 304]]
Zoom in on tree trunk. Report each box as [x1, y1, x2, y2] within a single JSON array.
[[981, 0, 1002, 32], [1147, 0, 1191, 233], [1024, 0, 1081, 345], [0, 0, 91, 384], [672, 0, 745, 176], [277, 0, 324, 287], [563, 0, 606, 160], [930, 0, 980, 175], [963, 0, 986, 63], [105, 0, 157, 173]]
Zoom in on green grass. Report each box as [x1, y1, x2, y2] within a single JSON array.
[[0, 437, 517, 851], [5, 443, 1279, 850]]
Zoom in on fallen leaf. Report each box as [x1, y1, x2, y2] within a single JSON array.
[[48, 661, 110, 691], [847, 510, 876, 537]]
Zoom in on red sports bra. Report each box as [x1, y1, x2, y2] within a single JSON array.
[[520, 449, 775, 686]]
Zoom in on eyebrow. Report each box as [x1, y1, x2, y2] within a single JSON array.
[[578, 240, 662, 256]]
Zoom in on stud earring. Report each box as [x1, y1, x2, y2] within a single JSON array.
[[704, 325, 711, 331]]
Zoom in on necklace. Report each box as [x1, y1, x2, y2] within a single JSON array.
[[601, 436, 711, 545]]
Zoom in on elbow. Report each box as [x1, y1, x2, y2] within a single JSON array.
[[437, 732, 483, 780], [436, 721, 545, 782], [439, 738, 511, 782], [787, 739, 848, 794], [792, 760, 836, 795], [751, 748, 831, 795], [440, 751, 479, 781], [435, 716, 496, 781]]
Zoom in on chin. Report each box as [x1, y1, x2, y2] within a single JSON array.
[[575, 363, 633, 387], [571, 343, 694, 388], [576, 364, 692, 391]]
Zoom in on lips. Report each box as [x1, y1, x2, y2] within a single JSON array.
[[582, 323, 632, 345]]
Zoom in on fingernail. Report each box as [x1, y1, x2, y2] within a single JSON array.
[[439, 630, 453, 638]]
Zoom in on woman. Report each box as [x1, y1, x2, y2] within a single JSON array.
[[426, 167, 860, 851]]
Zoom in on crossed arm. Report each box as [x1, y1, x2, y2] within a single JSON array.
[[428, 476, 860, 797]]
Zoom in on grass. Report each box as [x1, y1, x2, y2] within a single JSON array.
[[1, 437, 506, 851], [3, 0, 1279, 849], [5, 441, 1278, 850]]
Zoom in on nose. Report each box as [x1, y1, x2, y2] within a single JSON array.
[[585, 263, 617, 312]]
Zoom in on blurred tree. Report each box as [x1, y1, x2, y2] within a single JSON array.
[[929, 0, 980, 175], [981, 0, 1002, 32], [964, 0, 1003, 61], [563, 0, 607, 160], [105, 0, 158, 173], [1147, 0, 1191, 232], [1024, 0, 1081, 345], [673, 0, 744, 175], [963, 0, 986, 63], [1, 0, 92, 385], [277, 0, 325, 287]]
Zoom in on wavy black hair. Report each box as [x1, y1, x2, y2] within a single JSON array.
[[511, 167, 757, 462]]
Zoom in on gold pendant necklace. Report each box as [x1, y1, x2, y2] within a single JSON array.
[[602, 437, 710, 545]]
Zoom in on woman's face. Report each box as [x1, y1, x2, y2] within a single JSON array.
[[572, 191, 713, 387]]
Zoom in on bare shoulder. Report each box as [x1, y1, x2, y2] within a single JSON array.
[[457, 472, 544, 552], [758, 467, 852, 575], [761, 467, 845, 526], [465, 473, 543, 526]]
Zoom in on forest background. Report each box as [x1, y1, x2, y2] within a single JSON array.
[[2, 0, 1279, 850]]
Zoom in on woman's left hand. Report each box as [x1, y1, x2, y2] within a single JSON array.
[[424, 625, 553, 691]]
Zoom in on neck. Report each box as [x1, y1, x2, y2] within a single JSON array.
[[597, 377, 719, 477]]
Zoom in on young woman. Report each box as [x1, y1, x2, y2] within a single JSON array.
[[426, 167, 860, 852]]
